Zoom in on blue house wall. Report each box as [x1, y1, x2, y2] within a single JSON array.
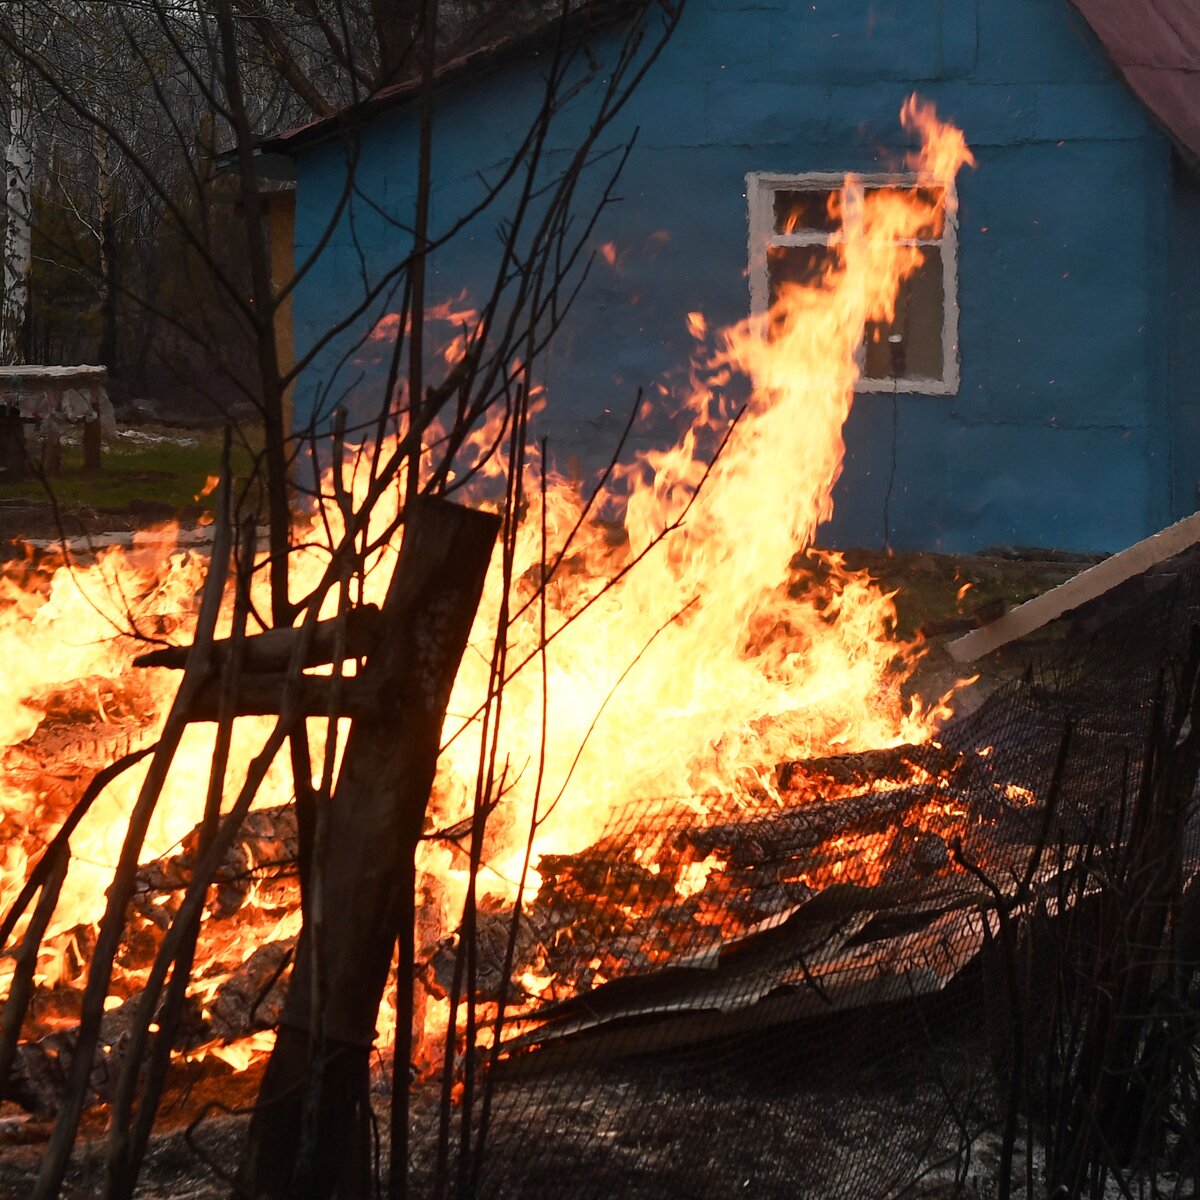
[[290, 0, 1196, 554]]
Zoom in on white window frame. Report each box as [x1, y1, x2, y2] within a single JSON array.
[[746, 171, 961, 395]]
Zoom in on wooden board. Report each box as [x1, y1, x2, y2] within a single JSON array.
[[947, 512, 1200, 662]]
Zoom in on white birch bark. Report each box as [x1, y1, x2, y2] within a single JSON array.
[[2, 64, 33, 365], [95, 124, 115, 364]]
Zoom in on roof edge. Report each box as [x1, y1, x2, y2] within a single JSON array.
[[256, 0, 651, 160]]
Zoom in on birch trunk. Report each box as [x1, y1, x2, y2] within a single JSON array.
[[2, 62, 32, 365], [96, 126, 116, 373]]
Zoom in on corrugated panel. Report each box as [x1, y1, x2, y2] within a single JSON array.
[[1071, 0, 1200, 162]]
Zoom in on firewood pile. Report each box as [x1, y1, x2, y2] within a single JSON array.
[[5, 803, 300, 1115], [0, 714, 1064, 1115], [5, 566, 1198, 1118], [492, 706, 1167, 1064]]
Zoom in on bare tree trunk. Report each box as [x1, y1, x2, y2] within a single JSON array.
[[2, 56, 33, 365], [370, 0, 416, 88], [96, 126, 117, 375], [213, 0, 293, 622], [238, 496, 499, 1200]]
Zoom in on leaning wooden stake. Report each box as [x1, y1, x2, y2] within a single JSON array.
[[238, 495, 499, 1200]]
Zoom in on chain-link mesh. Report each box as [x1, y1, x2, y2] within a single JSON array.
[[425, 547, 1200, 1199]]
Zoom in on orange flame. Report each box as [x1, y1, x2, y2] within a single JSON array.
[[195, 474, 220, 501], [1, 98, 976, 1071]]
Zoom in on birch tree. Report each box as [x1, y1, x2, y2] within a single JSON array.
[[2, 19, 34, 364]]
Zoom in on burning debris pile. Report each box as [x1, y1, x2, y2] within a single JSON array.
[[7, 531, 1200, 1200]]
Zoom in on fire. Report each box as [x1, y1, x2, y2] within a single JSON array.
[[1, 536, 208, 940], [1, 98, 976, 1079], [195, 474, 220, 501], [675, 853, 724, 899], [432, 95, 974, 876], [1003, 783, 1038, 807]]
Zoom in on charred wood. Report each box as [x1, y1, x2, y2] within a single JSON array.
[[775, 742, 967, 791], [206, 939, 295, 1041], [131, 604, 382, 672], [7, 676, 157, 771], [679, 788, 926, 866], [185, 673, 385, 721], [429, 911, 539, 1003], [17, 674, 158, 731], [134, 804, 299, 922], [3, 991, 205, 1117]]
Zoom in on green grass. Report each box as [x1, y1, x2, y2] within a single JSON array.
[[0, 427, 262, 514], [840, 548, 1090, 640]]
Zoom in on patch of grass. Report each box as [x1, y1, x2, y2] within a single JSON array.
[[837, 548, 1092, 641], [0, 426, 263, 514]]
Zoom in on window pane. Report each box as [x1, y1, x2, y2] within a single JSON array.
[[773, 188, 841, 235], [767, 243, 840, 306], [863, 247, 944, 381], [864, 185, 945, 238]]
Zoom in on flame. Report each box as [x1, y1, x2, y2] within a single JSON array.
[[1, 99, 977, 1074], [430, 96, 974, 871], [902, 94, 976, 182], [674, 853, 725, 899], [1003, 783, 1037, 808], [195, 474, 221, 501]]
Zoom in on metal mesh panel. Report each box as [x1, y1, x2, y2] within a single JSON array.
[[430, 547, 1200, 1199]]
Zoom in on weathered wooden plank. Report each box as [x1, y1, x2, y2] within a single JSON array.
[[184, 673, 382, 721], [238, 496, 500, 1200], [947, 512, 1200, 662], [132, 604, 382, 672]]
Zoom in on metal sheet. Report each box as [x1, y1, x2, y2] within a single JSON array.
[[1071, 0, 1200, 162]]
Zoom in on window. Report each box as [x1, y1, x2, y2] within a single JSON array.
[[746, 172, 960, 394]]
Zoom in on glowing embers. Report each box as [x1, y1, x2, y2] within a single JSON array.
[[466, 743, 970, 1026]]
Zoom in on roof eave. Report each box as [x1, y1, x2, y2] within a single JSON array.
[[255, 0, 649, 161]]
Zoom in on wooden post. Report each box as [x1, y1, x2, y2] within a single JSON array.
[[82, 410, 102, 473], [238, 496, 499, 1200], [0, 404, 26, 481]]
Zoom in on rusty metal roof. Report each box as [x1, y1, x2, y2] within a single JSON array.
[[1070, 0, 1200, 164]]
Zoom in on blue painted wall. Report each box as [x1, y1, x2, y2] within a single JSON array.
[[290, 0, 1192, 553]]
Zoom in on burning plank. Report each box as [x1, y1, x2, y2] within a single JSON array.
[[131, 603, 382, 672]]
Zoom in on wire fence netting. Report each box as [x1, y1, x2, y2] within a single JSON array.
[[423, 546, 1200, 1199]]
